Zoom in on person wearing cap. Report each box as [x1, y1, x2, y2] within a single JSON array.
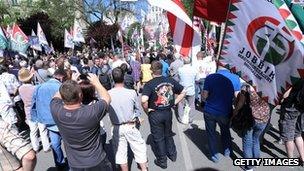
[[18, 68, 51, 153], [141, 61, 186, 169]]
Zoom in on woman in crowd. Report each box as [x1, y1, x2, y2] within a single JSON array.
[[233, 84, 270, 171], [78, 78, 107, 147]]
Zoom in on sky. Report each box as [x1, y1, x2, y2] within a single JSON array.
[[86, 0, 148, 23]]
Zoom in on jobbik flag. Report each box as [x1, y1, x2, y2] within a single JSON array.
[[10, 24, 29, 54], [219, 0, 304, 105], [64, 29, 74, 49]]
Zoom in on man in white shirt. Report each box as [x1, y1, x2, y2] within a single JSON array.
[[177, 57, 197, 124], [111, 53, 129, 69], [194, 51, 216, 106]]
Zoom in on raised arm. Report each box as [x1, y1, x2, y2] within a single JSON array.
[[87, 73, 111, 105]]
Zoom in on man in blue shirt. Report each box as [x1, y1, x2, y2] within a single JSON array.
[[32, 69, 68, 169], [160, 55, 169, 77], [202, 67, 240, 163]]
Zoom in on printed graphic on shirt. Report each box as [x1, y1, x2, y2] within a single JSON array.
[[154, 83, 174, 107]]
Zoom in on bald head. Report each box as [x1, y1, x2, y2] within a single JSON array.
[[196, 51, 204, 60]]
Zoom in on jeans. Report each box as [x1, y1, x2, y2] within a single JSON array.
[[178, 95, 195, 123], [148, 110, 176, 163], [204, 112, 232, 158], [195, 78, 205, 101], [242, 122, 267, 169], [49, 130, 65, 167]]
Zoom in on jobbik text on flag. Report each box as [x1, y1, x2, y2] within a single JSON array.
[[219, 0, 304, 105]]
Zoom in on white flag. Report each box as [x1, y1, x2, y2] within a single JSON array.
[[64, 29, 74, 49], [37, 22, 49, 45], [73, 19, 85, 43], [219, 0, 304, 105]]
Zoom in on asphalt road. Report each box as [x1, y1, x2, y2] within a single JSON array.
[[34, 105, 303, 171]]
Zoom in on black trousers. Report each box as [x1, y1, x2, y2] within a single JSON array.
[[148, 109, 176, 163]]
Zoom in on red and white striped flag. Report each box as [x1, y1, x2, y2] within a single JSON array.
[[148, 0, 202, 60]]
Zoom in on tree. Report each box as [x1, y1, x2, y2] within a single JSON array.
[[86, 21, 119, 48]]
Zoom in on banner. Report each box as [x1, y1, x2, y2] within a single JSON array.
[[193, 0, 229, 23], [64, 29, 74, 49], [73, 19, 85, 43], [37, 22, 49, 45], [0, 27, 8, 50], [29, 30, 42, 51], [10, 24, 29, 54], [219, 0, 304, 105], [287, 0, 304, 32]]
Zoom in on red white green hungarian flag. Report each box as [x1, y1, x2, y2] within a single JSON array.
[[0, 27, 8, 50], [219, 0, 304, 105], [10, 24, 29, 53]]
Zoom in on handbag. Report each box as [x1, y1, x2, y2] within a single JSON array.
[[231, 91, 254, 134]]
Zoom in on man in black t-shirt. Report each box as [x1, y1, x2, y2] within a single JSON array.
[[141, 61, 186, 169], [50, 74, 112, 171]]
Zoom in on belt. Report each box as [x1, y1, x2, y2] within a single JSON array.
[[113, 121, 136, 126]]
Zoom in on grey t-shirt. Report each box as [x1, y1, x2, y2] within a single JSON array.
[[50, 98, 108, 168], [108, 87, 141, 124]]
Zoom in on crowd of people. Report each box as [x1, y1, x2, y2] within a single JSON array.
[[0, 46, 303, 171]]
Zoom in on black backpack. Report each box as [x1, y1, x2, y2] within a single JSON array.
[[99, 72, 112, 90], [231, 90, 255, 134]]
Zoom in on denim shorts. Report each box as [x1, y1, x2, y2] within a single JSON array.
[[279, 108, 303, 141]]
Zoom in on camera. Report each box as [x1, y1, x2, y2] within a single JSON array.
[[79, 73, 89, 80]]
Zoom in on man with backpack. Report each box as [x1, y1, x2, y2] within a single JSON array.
[[279, 80, 304, 165]]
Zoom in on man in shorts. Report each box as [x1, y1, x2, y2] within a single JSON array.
[[0, 80, 36, 171], [280, 80, 304, 163], [109, 68, 148, 171]]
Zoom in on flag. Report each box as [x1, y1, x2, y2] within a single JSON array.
[[10, 24, 29, 53], [277, 0, 304, 44], [73, 19, 85, 43], [37, 22, 49, 45], [287, 0, 304, 32], [291, 0, 304, 5], [64, 29, 74, 49], [0, 27, 8, 50], [117, 29, 124, 45], [193, 0, 230, 23], [5, 25, 12, 39], [147, 0, 193, 27], [50, 42, 55, 53], [219, 0, 304, 105], [164, 0, 201, 59], [29, 30, 42, 51]]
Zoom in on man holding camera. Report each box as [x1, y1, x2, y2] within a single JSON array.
[[50, 73, 112, 171]]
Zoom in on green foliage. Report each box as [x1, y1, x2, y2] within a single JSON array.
[[182, 0, 194, 18]]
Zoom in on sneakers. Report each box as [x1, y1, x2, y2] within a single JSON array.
[[211, 154, 220, 163], [224, 149, 231, 157], [154, 159, 167, 169], [168, 154, 177, 162]]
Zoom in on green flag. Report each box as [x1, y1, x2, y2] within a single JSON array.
[[285, 0, 304, 32], [0, 27, 8, 50]]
